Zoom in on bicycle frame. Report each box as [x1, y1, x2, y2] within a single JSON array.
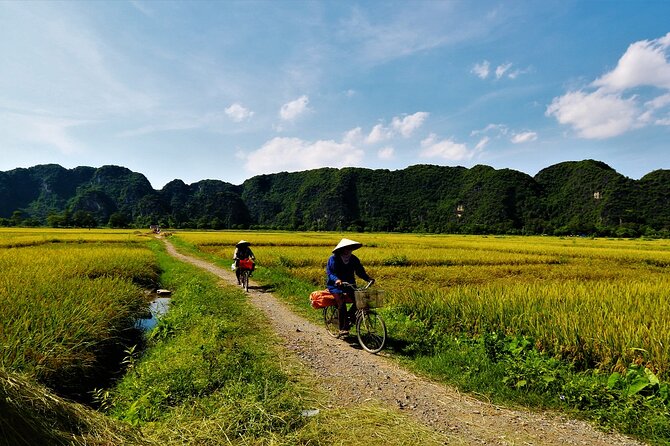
[[325, 280, 386, 353]]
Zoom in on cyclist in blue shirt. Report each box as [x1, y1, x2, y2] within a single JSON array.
[[326, 238, 373, 335]]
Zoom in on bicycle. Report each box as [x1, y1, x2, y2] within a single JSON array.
[[237, 258, 254, 292], [323, 281, 387, 353]]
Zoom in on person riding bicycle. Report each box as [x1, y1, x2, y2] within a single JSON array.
[[233, 240, 255, 285], [326, 238, 374, 336]]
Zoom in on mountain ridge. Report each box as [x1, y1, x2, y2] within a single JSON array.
[[1, 161, 668, 236]]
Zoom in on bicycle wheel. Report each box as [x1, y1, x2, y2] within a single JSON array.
[[323, 305, 340, 337], [356, 310, 386, 353], [242, 270, 250, 292]]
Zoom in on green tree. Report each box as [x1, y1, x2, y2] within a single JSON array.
[[72, 210, 97, 228], [108, 212, 130, 228]]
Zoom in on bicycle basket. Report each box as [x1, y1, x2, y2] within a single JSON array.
[[354, 289, 384, 309]]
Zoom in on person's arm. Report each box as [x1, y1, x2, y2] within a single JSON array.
[[326, 255, 342, 286], [249, 248, 255, 260], [233, 247, 239, 260]]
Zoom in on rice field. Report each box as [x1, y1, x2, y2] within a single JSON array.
[[0, 228, 159, 393], [177, 231, 670, 377]]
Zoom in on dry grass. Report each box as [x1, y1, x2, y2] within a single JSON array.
[[0, 368, 150, 446]]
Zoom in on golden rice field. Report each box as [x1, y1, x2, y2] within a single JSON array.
[[0, 228, 158, 391], [177, 231, 670, 377]]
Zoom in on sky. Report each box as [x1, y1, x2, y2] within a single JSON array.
[[1, 1, 670, 189]]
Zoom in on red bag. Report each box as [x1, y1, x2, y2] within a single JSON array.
[[238, 258, 254, 270], [309, 289, 336, 309]]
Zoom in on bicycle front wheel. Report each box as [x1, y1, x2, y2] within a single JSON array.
[[356, 310, 386, 353], [323, 305, 340, 338]]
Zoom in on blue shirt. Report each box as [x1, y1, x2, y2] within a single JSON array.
[[326, 253, 371, 293]]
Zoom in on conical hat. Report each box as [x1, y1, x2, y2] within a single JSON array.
[[332, 238, 362, 253], [236, 240, 251, 246]]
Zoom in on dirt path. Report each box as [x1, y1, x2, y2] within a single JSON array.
[[162, 239, 644, 446]]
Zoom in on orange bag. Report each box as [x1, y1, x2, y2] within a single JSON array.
[[309, 289, 336, 309]]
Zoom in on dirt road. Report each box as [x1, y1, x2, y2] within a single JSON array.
[[163, 239, 643, 446]]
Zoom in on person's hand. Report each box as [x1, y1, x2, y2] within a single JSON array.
[[335, 279, 342, 286]]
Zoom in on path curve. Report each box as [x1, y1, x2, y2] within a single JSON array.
[[162, 238, 643, 446]]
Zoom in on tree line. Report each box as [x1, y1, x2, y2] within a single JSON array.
[[1, 161, 668, 237]]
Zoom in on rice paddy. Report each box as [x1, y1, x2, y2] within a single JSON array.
[[0, 228, 159, 393], [177, 231, 670, 378], [2, 228, 669, 444]]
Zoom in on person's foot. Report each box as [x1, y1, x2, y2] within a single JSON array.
[[338, 329, 349, 337]]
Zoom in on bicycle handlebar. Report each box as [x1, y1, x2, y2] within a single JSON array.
[[338, 279, 375, 291]]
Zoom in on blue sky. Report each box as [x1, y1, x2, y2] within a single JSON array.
[[1, 1, 669, 189]]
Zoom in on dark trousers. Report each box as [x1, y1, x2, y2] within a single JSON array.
[[335, 293, 357, 330]]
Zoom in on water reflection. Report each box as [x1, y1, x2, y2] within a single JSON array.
[[136, 297, 171, 331]]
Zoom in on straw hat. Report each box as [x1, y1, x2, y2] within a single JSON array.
[[332, 238, 362, 253], [236, 240, 251, 246]]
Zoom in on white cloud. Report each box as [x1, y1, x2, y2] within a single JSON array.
[[420, 133, 477, 161], [391, 111, 429, 137], [343, 127, 363, 144], [549, 33, 670, 139], [340, 4, 497, 67], [471, 123, 508, 137], [473, 61, 526, 80], [546, 90, 640, 139], [117, 111, 227, 137], [279, 95, 310, 121], [1, 111, 85, 155], [507, 69, 523, 79], [129, 1, 154, 17], [642, 92, 670, 125], [366, 123, 393, 144], [474, 136, 490, 151], [378, 146, 395, 160], [495, 62, 512, 79], [244, 136, 364, 174], [593, 32, 670, 92], [472, 60, 490, 79], [645, 92, 670, 110], [365, 111, 429, 144], [510, 131, 538, 144], [225, 103, 254, 122]]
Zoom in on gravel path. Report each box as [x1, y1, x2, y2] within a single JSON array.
[[163, 239, 644, 446]]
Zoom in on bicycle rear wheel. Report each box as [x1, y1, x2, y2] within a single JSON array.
[[323, 305, 340, 337], [242, 270, 250, 292], [356, 310, 386, 353]]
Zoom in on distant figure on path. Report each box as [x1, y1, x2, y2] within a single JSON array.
[[233, 240, 255, 285]]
